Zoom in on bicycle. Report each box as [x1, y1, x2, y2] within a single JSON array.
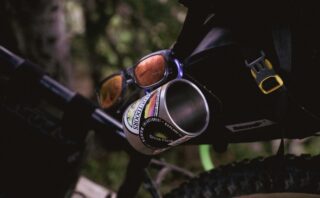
[[2, 1, 320, 198], [1, 43, 320, 198]]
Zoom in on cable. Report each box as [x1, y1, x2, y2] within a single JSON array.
[[199, 144, 214, 171]]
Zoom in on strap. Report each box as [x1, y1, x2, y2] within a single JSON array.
[[242, 42, 290, 124], [272, 24, 292, 73], [171, 2, 212, 60], [188, 27, 236, 58], [244, 50, 285, 95], [243, 25, 292, 89]]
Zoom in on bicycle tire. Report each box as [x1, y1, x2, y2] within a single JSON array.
[[165, 154, 320, 198]]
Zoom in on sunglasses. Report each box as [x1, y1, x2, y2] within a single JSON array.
[[97, 50, 183, 110]]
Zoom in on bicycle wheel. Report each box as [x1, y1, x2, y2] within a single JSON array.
[[165, 154, 320, 198]]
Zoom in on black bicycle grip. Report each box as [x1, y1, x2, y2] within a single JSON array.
[[0, 46, 124, 140]]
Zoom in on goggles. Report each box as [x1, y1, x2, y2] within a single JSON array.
[[97, 50, 183, 109]]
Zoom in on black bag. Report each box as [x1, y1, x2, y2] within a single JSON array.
[[182, 1, 320, 146]]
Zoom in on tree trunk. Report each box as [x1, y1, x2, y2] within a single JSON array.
[[3, 0, 73, 86], [82, 0, 118, 86]]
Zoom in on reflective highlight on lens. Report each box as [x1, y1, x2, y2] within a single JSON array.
[[99, 75, 123, 109], [134, 55, 166, 87]]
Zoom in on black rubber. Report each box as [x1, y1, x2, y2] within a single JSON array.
[[0, 79, 87, 197], [165, 154, 320, 198]]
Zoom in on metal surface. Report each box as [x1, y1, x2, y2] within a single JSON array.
[[160, 79, 210, 135], [40, 75, 76, 103], [0, 46, 24, 70], [92, 109, 125, 136], [123, 79, 210, 155]]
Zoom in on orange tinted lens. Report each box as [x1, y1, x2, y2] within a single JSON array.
[[98, 75, 123, 109], [134, 55, 166, 87]]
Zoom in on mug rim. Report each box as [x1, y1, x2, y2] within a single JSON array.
[[161, 79, 210, 136]]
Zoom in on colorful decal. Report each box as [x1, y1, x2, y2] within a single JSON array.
[[144, 90, 160, 118]]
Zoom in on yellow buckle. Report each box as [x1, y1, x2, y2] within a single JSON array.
[[258, 75, 284, 94], [247, 53, 284, 95]]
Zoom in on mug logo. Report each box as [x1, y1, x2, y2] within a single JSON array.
[[124, 93, 151, 134], [139, 117, 187, 149]]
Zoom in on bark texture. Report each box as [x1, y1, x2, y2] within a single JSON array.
[[1, 0, 73, 86]]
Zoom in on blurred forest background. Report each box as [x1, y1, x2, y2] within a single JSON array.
[[1, 0, 320, 197], [0, 0, 185, 95]]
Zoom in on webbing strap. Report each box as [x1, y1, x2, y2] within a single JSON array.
[[272, 24, 292, 73], [172, 3, 211, 60]]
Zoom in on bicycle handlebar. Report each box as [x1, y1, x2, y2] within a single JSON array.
[[0, 46, 125, 140]]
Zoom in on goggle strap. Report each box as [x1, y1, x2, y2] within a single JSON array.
[[175, 58, 184, 79]]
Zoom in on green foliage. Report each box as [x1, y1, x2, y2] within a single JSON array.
[[67, 0, 186, 86], [81, 144, 129, 191]]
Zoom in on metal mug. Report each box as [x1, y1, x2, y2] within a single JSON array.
[[122, 79, 210, 155]]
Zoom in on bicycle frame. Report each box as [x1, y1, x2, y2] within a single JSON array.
[[1, 39, 319, 198]]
